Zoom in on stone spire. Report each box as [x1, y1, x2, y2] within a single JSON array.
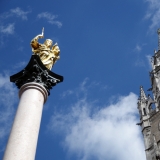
[[157, 29, 160, 51], [137, 86, 150, 119], [139, 86, 147, 101]]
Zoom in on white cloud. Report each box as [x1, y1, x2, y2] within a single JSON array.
[[144, 0, 160, 31], [48, 92, 145, 160], [146, 54, 152, 69], [0, 74, 17, 147], [135, 59, 145, 67], [0, 7, 30, 37], [135, 44, 142, 52], [17, 46, 24, 51], [37, 12, 62, 28], [10, 7, 30, 20], [0, 23, 15, 34], [60, 78, 108, 102], [0, 7, 30, 21], [61, 90, 74, 98], [13, 61, 27, 69]]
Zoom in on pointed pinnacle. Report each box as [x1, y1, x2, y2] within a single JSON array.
[[140, 86, 147, 100], [157, 28, 160, 51]]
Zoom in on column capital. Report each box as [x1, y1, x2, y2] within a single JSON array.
[[10, 55, 63, 95]]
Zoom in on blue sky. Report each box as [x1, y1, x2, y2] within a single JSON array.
[[0, 0, 160, 160]]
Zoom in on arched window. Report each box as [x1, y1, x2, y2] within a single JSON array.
[[158, 99, 160, 108], [148, 104, 153, 112], [143, 108, 147, 115]]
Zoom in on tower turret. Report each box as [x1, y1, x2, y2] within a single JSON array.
[[137, 86, 152, 159], [149, 30, 160, 110], [137, 28, 160, 160], [138, 86, 150, 118], [157, 29, 160, 51]]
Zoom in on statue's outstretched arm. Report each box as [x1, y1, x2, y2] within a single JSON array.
[[31, 28, 44, 49]]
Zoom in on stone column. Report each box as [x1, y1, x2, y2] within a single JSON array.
[[3, 55, 63, 160], [3, 82, 48, 160]]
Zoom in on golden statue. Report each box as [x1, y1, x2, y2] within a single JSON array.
[[30, 28, 60, 70]]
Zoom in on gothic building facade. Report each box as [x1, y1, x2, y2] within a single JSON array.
[[137, 29, 160, 160]]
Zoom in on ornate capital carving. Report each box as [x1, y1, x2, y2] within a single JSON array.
[[10, 55, 63, 95]]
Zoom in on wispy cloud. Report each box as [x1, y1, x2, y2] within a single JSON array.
[[48, 81, 145, 160], [0, 7, 30, 37], [0, 7, 31, 21], [13, 61, 27, 69], [135, 44, 142, 52], [146, 54, 152, 69], [17, 46, 24, 51], [61, 90, 74, 98], [144, 0, 160, 31], [10, 7, 31, 20], [61, 78, 108, 101], [135, 59, 145, 67], [0, 7, 31, 47], [37, 12, 62, 28], [0, 74, 17, 150], [133, 44, 149, 67], [134, 43, 147, 53], [0, 23, 15, 34]]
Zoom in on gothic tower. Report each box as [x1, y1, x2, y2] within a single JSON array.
[[137, 29, 160, 160]]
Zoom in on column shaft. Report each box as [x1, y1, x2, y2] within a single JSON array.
[[3, 82, 48, 160]]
